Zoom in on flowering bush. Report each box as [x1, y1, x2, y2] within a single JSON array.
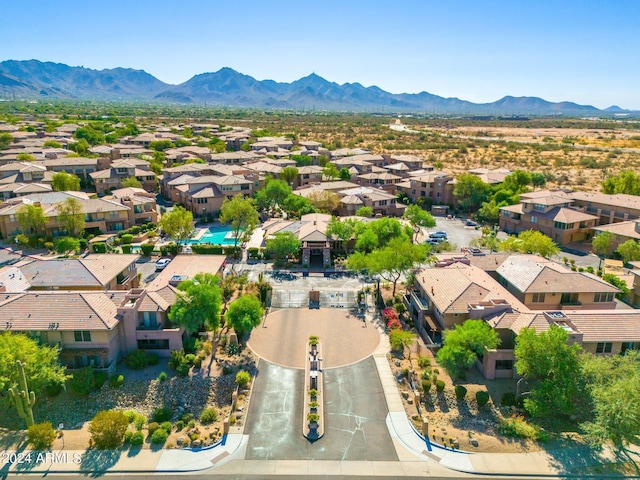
[[383, 307, 401, 329]]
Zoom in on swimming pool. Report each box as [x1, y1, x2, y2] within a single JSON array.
[[186, 226, 240, 245]]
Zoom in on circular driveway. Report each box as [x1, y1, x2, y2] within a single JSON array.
[[247, 308, 380, 369]]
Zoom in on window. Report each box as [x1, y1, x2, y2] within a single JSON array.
[[530, 216, 538, 223], [139, 311, 158, 329], [596, 342, 612, 354], [594, 292, 614, 302], [561, 292, 579, 304], [532, 293, 545, 303], [196, 198, 208, 204], [137, 339, 170, 350], [495, 360, 513, 370], [74, 330, 91, 342], [533, 203, 546, 212]]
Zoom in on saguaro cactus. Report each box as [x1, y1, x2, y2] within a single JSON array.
[[8, 360, 36, 427]]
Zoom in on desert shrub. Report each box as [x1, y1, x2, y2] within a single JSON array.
[[126, 350, 149, 370], [92, 242, 107, 253], [129, 430, 144, 446], [45, 381, 64, 397], [147, 353, 159, 366], [158, 371, 168, 382], [151, 428, 168, 444], [140, 243, 155, 256], [94, 371, 108, 389], [134, 414, 146, 431], [222, 365, 233, 375], [124, 410, 137, 423], [422, 379, 431, 393], [200, 407, 219, 425], [160, 421, 173, 433], [454, 385, 467, 400], [501, 392, 517, 407], [476, 391, 490, 408], [147, 422, 159, 435], [193, 357, 202, 369], [235, 370, 251, 389], [417, 355, 431, 369], [307, 413, 319, 423], [175, 420, 184, 430], [121, 234, 134, 244], [500, 415, 548, 441], [309, 389, 318, 398], [187, 419, 196, 429], [45, 241, 54, 251], [69, 367, 95, 396], [421, 370, 431, 379], [121, 244, 133, 254], [152, 407, 173, 423], [185, 353, 196, 365], [226, 343, 240, 356], [435, 380, 446, 392], [110, 374, 124, 388], [78, 238, 88, 250], [28, 422, 56, 450], [176, 363, 190, 377], [89, 410, 129, 449]]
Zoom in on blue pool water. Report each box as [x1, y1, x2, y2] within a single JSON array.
[[186, 226, 239, 245]]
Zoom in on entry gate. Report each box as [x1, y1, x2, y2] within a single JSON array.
[[270, 289, 357, 309]]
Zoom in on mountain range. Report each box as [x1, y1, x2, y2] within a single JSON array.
[[0, 60, 633, 115]]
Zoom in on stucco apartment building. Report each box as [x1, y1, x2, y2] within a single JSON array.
[[499, 190, 598, 244], [0, 191, 153, 239], [0, 254, 226, 370], [90, 158, 157, 195], [408, 255, 635, 379], [396, 170, 455, 208]]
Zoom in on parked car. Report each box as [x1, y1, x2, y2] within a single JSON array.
[[155, 258, 171, 271], [429, 231, 448, 239], [465, 220, 478, 227]]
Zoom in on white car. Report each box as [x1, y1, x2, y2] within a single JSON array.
[[155, 258, 171, 271]]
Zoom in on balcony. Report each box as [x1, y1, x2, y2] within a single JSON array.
[[411, 291, 430, 311], [136, 323, 163, 331]]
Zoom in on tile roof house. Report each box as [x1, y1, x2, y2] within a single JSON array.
[[90, 158, 157, 195]]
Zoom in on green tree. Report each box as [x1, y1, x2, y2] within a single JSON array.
[[403, 204, 436, 243], [326, 217, 357, 255], [266, 231, 301, 265], [354, 228, 378, 253], [281, 194, 316, 219], [322, 162, 340, 181], [280, 166, 299, 186], [149, 139, 175, 152], [476, 200, 500, 225], [168, 272, 223, 334], [219, 194, 259, 253], [436, 320, 500, 378], [389, 330, 416, 361], [355, 206, 373, 218], [592, 231, 614, 263], [55, 197, 85, 237], [454, 174, 491, 212], [502, 170, 532, 193], [16, 153, 36, 162], [89, 410, 129, 449], [52, 171, 81, 192], [255, 178, 292, 210], [159, 206, 194, 244], [616, 239, 640, 263], [581, 350, 640, 447], [74, 126, 105, 146], [16, 204, 47, 237], [0, 332, 68, 396], [339, 168, 352, 180], [0, 132, 14, 149], [514, 325, 584, 418], [307, 190, 340, 212], [121, 176, 142, 188], [55, 236, 80, 254], [224, 295, 263, 339], [602, 273, 629, 298], [347, 238, 427, 296], [602, 170, 640, 196], [499, 230, 559, 258], [291, 154, 313, 167], [364, 217, 411, 248], [531, 172, 547, 189]]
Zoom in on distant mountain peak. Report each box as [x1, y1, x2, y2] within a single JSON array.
[[0, 59, 630, 114]]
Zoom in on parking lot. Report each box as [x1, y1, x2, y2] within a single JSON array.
[[418, 217, 485, 249]]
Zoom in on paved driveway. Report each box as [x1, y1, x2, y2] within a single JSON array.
[[244, 357, 396, 461], [248, 308, 379, 369]]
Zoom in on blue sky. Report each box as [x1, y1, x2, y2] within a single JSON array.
[[1, 0, 639, 109]]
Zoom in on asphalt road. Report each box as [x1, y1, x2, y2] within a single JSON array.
[[244, 358, 396, 462]]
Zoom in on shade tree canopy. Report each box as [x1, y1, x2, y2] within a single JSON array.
[[169, 272, 223, 334], [55, 197, 85, 237], [436, 320, 500, 378], [159, 206, 194, 244], [224, 295, 263, 339], [219, 194, 259, 252], [52, 171, 81, 192]]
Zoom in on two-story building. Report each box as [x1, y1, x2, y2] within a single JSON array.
[[499, 190, 598, 244], [90, 158, 157, 195]]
